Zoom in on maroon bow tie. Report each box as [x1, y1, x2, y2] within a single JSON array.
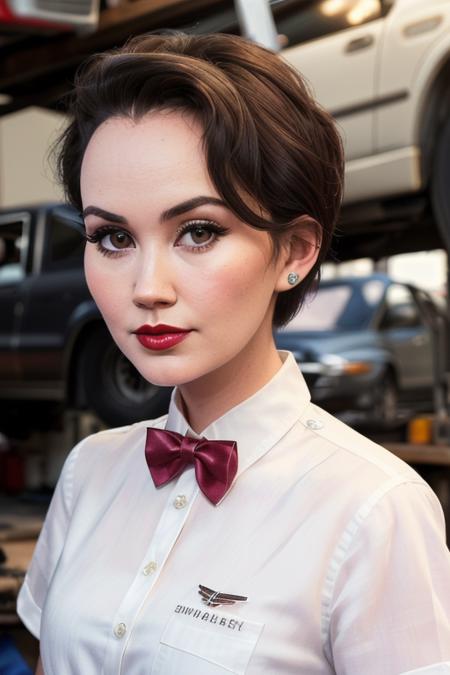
[[145, 428, 238, 505]]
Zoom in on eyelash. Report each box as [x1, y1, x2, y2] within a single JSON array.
[[84, 220, 230, 258]]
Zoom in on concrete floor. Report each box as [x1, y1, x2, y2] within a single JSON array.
[[0, 412, 108, 671], [0, 493, 48, 671]]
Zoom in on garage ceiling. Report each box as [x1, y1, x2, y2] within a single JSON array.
[[0, 0, 233, 117]]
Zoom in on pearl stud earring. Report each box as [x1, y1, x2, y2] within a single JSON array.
[[287, 272, 299, 286]]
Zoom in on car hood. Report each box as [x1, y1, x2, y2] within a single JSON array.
[[275, 330, 379, 361]]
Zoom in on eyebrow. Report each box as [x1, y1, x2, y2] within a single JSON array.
[[82, 196, 227, 225]]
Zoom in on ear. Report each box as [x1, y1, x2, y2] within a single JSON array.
[[274, 216, 321, 292]]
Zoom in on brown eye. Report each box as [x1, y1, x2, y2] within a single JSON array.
[[191, 226, 212, 245], [175, 220, 229, 251], [85, 226, 135, 256], [108, 231, 132, 249]]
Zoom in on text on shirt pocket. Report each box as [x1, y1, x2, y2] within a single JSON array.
[[151, 604, 264, 674]]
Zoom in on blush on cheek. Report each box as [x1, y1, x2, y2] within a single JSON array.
[[85, 272, 121, 320], [85, 254, 114, 299], [202, 257, 264, 293]]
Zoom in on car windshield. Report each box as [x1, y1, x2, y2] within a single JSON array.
[[281, 279, 386, 332]]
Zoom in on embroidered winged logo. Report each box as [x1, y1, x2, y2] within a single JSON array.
[[198, 584, 248, 607]]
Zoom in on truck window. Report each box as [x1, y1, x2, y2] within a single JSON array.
[[181, 0, 393, 46], [379, 284, 423, 330], [0, 220, 27, 284], [42, 213, 85, 271], [275, 0, 392, 48]]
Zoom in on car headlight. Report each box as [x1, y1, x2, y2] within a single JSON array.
[[297, 354, 373, 376], [319, 354, 373, 376]]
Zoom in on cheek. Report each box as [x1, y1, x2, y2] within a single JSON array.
[[84, 252, 125, 318], [187, 253, 274, 319]]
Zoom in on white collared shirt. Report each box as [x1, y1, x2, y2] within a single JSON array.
[[17, 352, 450, 675]]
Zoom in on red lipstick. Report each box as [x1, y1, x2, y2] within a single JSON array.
[[133, 324, 191, 351]]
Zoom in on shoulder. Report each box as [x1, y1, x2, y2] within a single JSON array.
[[292, 402, 437, 524], [298, 402, 423, 484]]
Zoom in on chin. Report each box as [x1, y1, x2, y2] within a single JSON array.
[[119, 336, 240, 390], [129, 354, 206, 389]]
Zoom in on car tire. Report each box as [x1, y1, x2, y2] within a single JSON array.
[[372, 372, 398, 427], [431, 115, 450, 250], [78, 327, 173, 427]]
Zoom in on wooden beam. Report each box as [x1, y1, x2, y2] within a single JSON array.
[[385, 442, 450, 466]]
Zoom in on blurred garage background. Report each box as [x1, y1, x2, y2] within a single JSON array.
[[0, 0, 450, 670]]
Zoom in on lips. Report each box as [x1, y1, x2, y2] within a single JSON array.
[[133, 324, 191, 351], [135, 324, 189, 336]]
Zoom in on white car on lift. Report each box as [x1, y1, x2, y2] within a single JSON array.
[[263, 0, 450, 247]]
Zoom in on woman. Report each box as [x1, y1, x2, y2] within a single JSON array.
[[17, 32, 450, 675]]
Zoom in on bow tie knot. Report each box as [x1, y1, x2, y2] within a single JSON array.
[[179, 435, 201, 462], [145, 428, 238, 505]]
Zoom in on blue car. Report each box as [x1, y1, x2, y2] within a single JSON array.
[[275, 274, 443, 425]]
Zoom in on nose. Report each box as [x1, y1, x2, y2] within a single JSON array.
[[132, 254, 177, 310]]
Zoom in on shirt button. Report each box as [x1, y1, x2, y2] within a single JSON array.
[[306, 418, 324, 430], [143, 561, 158, 576], [173, 494, 188, 509], [114, 622, 127, 639]]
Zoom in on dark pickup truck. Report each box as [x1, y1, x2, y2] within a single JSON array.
[[0, 202, 172, 434]]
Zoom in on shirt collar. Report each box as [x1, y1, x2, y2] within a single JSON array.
[[165, 351, 311, 484]]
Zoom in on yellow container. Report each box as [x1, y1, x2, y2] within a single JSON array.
[[408, 417, 433, 445]]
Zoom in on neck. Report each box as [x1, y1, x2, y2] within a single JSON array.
[[178, 337, 283, 434]]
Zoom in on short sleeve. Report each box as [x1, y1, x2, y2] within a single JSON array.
[[324, 480, 450, 675], [16, 438, 84, 639]]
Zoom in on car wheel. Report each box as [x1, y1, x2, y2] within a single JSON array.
[[78, 327, 173, 427], [431, 115, 450, 250], [372, 373, 398, 427]]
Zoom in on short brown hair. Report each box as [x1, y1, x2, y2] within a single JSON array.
[[55, 31, 344, 327]]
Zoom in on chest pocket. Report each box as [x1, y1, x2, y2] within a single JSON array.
[[151, 607, 264, 675]]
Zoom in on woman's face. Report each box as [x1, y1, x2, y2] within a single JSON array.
[[81, 111, 291, 389]]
